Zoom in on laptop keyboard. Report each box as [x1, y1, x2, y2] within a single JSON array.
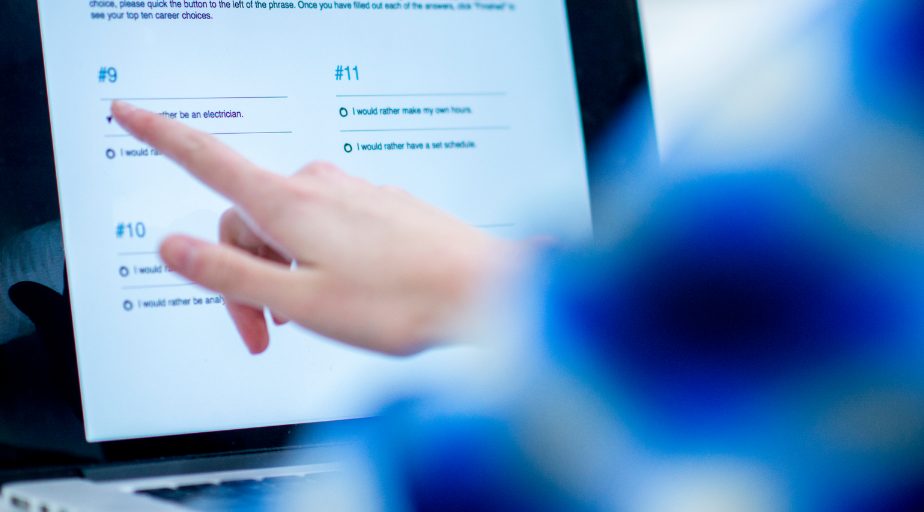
[[138, 474, 322, 511]]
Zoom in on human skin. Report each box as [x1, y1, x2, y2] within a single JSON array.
[[111, 100, 514, 356]]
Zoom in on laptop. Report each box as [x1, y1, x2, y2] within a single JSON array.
[[0, 0, 647, 509]]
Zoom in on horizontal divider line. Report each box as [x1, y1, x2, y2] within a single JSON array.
[[122, 283, 196, 290], [473, 223, 516, 228], [101, 96, 288, 101], [105, 131, 292, 137], [212, 131, 293, 135], [341, 126, 509, 133], [336, 93, 505, 97]]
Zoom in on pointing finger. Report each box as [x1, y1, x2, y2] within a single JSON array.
[[111, 101, 285, 222]]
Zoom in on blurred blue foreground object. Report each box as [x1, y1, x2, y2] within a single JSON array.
[[351, 172, 924, 512]]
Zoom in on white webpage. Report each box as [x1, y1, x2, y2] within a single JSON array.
[[35, 0, 590, 442]]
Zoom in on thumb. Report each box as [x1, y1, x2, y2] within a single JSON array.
[[160, 235, 304, 314]]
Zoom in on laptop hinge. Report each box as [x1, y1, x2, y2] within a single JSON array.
[[82, 444, 337, 482]]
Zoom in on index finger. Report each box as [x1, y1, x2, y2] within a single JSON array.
[[111, 100, 284, 219]]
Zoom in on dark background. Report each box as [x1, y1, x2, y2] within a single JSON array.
[[0, 0, 647, 481], [0, 0, 59, 250]]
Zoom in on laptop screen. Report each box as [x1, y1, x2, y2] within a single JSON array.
[[33, 0, 593, 442]]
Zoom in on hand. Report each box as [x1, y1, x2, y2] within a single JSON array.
[[112, 101, 514, 355]]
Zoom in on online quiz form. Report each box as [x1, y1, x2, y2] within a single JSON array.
[[36, 0, 590, 441]]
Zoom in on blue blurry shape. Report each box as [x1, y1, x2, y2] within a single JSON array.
[[543, 172, 924, 453], [370, 402, 598, 512], [852, 0, 924, 124]]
